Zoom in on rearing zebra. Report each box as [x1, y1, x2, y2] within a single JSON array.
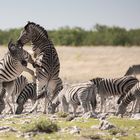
[[0, 41, 35, 113], [90, 76, 139, 112], [17, 22, 63, 113]]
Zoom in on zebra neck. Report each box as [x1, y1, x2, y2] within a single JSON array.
[[6, 53, 19, 65], [32, 37, 54, 54], [122, 92, 135, 106]]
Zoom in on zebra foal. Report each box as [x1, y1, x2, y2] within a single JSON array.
[[90, 76, 139, 113], [17, 21, 62, 113], [116, 82, 140, 117], [47, 82, 97, 116]]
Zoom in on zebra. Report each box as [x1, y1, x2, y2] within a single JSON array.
[[90, 76, 139, 113], [124, 64, 140, 77], [0, 40, 31, 113], [116, 82, 140, 117], [47, 82, 97, 116], [15, 78, 63, 114], [17, 21, 62, 113], [15, 83, 37, 114]]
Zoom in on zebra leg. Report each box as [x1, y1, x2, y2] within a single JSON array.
[[72, 104, 78, 117], [133, 99, 139, 113], [0, 88, 6, 114], [4, 81, 15, 114], [130, 101, 135, 113], [43, 91, 48, 114], [100, 96, 105, 113], [81, 102, 88, 114], [62, 101, 69, 113], [29, 79, 42, 113], [31, 100, 37, 113]]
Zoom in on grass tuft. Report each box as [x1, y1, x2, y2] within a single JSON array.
[[57, 112, 69, 118], [23, 117, 58, 133]]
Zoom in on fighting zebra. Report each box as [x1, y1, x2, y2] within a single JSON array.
[[17, 21, 62, 113], [124, 64, 140, 77], [47, 82, 97, 116], [0, 41, 35, 113], [116, 82, 140, 117], [15, 83, 37, 114], [0, 41, 29, 113], [90, 76, 139, 113]]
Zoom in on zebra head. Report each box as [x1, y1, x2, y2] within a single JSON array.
[[15, 105, 24, 114], [17, 21, 35, 47], [90, 77, 103, 87], [17, 21, 49, 47], [116, 104, 127, 117], [8, 40, 27, 67], [47, 102, 56, 114]]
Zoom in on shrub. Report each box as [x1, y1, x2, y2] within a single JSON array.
[[23, 117, 58, 133]]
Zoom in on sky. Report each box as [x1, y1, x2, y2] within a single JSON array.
[[0, 0, 140, 30]]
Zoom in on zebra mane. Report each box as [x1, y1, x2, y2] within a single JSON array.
[[24, 21, 48, 38]]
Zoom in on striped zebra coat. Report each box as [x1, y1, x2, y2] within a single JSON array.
[[90, 76, 139, 112], [47, 82, 97, 116], [17, 21, 62, 113], [116, 82, 140, 117], [0, 41, 35, 114], [0, 41, 29, 113], [16, 83, 37, 114], [2, 75, 28, 113]]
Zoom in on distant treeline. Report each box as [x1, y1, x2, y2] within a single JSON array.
[[0, 24, 140, 46]]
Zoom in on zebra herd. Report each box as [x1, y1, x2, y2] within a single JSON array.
[[0, 21, 140, 118]]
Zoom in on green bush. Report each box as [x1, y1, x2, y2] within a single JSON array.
[[1, 24, 140, 46], [57, 112, 69, 118]]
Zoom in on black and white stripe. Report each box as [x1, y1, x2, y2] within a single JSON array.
[[16, 83, 37, 114], [116, 82, 140, 116], [90, 76, 139, 112], [17, 21, 62, 113], [47, 82, 97, 116], [0, 41, 33, 113]]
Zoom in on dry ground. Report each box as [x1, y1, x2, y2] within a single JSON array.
[[1, 45, 140, 83]]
